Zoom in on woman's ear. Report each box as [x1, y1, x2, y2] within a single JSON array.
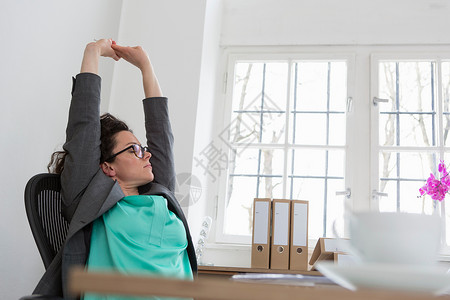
[[101, 162, 116, 177]]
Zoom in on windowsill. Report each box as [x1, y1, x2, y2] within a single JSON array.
[[200, 242, 317, 269], [203, 242, 251, 250], [201, 242, 450, 267], [438, 254, 450, 263], [199, 243, 252, 268]]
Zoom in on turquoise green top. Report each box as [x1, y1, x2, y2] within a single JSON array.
[[83, 195, 193, 300]]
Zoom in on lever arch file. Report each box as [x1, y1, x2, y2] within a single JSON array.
[[251, 198, 272, 269], [270, 199, 291, 270], [289, 200, 309, 270]]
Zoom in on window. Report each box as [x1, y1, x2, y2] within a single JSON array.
[[212, 47, 450, 252], [215, 53, 352, 244], [372, 55, 450, 249]]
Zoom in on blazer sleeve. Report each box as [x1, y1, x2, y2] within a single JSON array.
[[142, 97, 176, 192], [61, 73, 102, 221]]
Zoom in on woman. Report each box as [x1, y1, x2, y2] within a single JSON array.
[[34, 39, 197, 300]]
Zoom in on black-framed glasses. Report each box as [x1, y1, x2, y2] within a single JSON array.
[[105, 144, 149, 162]]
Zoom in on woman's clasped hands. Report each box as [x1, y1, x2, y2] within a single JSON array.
[[91, 38, 151, 71]]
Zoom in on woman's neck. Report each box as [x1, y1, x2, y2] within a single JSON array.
[[117, 181, 139, 196]]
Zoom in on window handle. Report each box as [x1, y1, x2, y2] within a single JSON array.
[[336, 188, 351, 199], [346, 97, 353, 113], [372, 190, 388, 199], [373, 97, 389, 106]]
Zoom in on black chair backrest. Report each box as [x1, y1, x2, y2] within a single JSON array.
[[24, 173, 69, 269]]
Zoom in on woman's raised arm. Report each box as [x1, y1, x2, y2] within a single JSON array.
[[111, 43, 174, 190], [61, 39, 120, 220]]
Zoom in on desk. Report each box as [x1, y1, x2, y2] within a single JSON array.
[[69, 267, 450, 300]]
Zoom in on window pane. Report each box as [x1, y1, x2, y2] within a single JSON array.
[[258, 176, 284, 199], [292, 61, 347, 146], [259, 148, 285, 176], [378, 151, 438, 213], [295, 62, 330, 111], [379, 113, 435, 146], [399, 181, 434, 214], [292, 113, 345, 146], [290, 149, 325, 176], [378, 61, 436, 147], [325, 178, 346, 237], [230, 62, 287, 145], [227, 112, 286, 145], [231, 148, 260, 175], [379, 180, 398, 212], [290, 149, 344, 178], [329, 62, 348, 112], [225, 148, 285, 237], [288, 177, 345, 239], [380, 181, 434, 214], [442, 62, 450, 147], [230, 148, 285, 176], [398, 62, 434, 111], [224, 176, 256, 236], [260, 111, 286, 144], [225, 113, 260, 146], [329, 113, 346, 146], [399, 114, 434, 146], [293, 113, 326, 145], [379, 152, 437, 181], [289, 177, 325, 239], [288, 148, 345, 239], [264, 63, 289, 111], [379, 180, 433, 214], [378, 62, 396, 104], [232, 63, 264, 112], [327, 150, 346, 177]]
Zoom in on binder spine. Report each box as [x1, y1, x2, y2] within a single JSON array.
[[289, 200, 309, 270], [270, 199, 291, 270], [251, 198, 272, 269]]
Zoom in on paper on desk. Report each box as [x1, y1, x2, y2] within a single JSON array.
[[231, 273, 336, 286]]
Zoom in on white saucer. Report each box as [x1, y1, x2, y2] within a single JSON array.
[[316, 261, 450, 294]]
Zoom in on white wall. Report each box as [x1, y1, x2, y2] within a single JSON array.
[[0, 1, 123, 298], [187, 0, 224, 247], [221, 0, 450, 46], [109, 0, 207, 177]]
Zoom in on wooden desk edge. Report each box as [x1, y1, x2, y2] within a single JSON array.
[[68, 267, 447, 300]]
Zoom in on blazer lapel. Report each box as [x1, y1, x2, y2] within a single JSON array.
[[65, 170, 124, 240]]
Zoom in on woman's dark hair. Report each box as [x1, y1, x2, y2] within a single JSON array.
[[48, 113, 131, 174]]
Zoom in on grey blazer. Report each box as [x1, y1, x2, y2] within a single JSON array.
[[33, 73, 197, 299]]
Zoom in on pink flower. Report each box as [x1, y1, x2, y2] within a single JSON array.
[[420, 161, 450, 202]]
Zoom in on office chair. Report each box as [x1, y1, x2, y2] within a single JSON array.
[[21, 173, 69, 300]]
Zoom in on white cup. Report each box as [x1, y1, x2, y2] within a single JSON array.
[[347, 212, 441, 265]]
